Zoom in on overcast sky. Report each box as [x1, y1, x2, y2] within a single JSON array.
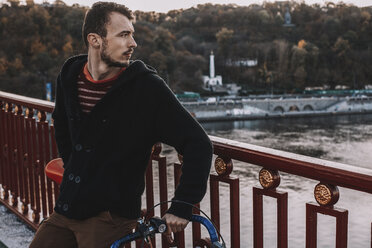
[[8, 0, 372, 12]]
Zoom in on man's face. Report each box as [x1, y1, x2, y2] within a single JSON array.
[[100, 12, 137, 67]]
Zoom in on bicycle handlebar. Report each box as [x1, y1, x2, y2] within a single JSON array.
[[110, 214, 225, 248], [190, 215, 223, 247]]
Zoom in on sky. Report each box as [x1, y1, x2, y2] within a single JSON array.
[[4, 0, 372, 12]]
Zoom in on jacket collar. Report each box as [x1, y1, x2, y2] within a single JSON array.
[[60, 54, 156, 91], [59, 55, 157, 117]]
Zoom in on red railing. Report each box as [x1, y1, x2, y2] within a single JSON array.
[[1, 90, 372, 247]]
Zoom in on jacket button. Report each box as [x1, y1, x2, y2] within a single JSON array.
[[68, 173, 74, 181], [62, 204, 69, 211], [102, 119, 107, 124], [75, 144, 82, 151], [75, 176, 81, 184]]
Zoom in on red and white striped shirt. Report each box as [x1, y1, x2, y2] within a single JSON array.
[[77, 63, 126, 113]]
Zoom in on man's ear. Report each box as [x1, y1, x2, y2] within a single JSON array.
[[87, 33, 101, 49]]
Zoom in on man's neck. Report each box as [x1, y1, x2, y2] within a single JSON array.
[[87, 52, 122, 81]]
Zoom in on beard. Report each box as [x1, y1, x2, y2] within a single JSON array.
[[100, 39, 130, 68]]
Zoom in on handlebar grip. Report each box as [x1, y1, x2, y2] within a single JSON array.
[[190, 214, 219, 243]]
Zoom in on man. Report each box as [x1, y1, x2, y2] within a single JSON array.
[[30, 2, 212, 248]]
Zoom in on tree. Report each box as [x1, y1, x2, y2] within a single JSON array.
[[171, 51, 206, 92], [273, 39, 290, 87], [7, 0, 20, 7], [216, 27, 233, 58], [290, 45, 307, 89], [26, 0, 34, 6], [153, 27, 175, 55]]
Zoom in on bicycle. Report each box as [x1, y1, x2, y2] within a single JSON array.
[[110, 213, 225, 248], [45, 159, 226, 248]]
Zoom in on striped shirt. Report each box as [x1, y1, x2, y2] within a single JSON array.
[[77, 63, 126, 113]]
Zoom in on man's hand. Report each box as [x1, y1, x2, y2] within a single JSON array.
[[162, 213, 189, 243]]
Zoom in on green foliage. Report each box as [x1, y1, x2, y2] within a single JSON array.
[[1, 1, 372, 98]]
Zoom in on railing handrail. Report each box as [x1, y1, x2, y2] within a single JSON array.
[[0, 90, 54, 112], [1, 90, 372, 194], [210, 135, 372, 194]]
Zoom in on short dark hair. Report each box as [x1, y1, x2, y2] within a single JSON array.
[[82, 2, 134, 47]]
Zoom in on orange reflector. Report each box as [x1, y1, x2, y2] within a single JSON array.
[[45, 158, 64, 185]]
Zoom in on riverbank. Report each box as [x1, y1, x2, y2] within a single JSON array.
[[182, 95, 372, 122], [197, 109, 372, 122]]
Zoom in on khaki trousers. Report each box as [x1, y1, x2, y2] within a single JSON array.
[[29, 211, 137, 248]]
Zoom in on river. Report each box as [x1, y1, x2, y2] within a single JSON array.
[[202, 114, 372, 170]]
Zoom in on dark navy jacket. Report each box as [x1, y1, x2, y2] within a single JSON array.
[[52, 55, 213, 220]]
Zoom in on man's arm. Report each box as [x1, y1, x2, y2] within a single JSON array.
[[52, 74, 72, 166], [151, 77, 213, 236]]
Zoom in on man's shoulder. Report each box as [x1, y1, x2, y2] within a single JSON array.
[[128, 60, 165, 88], [58, 54, 87, 83], [61, 54, 87, 71], [138, 73, 168, 94]]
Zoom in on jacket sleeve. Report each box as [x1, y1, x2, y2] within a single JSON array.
[[52, 74, 72, 167], [152, 77, 213, 220]]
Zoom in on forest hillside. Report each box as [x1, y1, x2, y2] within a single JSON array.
[[0, 0, 371, 98]]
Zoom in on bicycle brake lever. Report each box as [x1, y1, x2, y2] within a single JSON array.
[[149, 217, 167, 233]]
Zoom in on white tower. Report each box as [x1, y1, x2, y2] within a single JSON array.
[[202, 51, 223, 91], [210, 51, 215, 78]]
